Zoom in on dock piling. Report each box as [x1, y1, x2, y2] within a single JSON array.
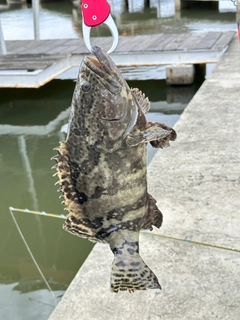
[[166, 64, 195, 85], [32, 0, 40, 40]]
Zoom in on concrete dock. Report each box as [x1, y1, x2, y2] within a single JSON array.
[[49, 35, 240, 320]]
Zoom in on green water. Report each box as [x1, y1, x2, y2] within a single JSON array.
[[0, 81, 94, 318]]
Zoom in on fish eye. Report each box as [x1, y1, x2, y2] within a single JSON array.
[[82, 81, 91, 92]]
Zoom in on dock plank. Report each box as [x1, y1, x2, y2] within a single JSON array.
[[115, 35, 139, 51], [42, 39, 80, 55], [23, 40, 69, 54], [71, 37, 110, 54], [41, 39, 74, 54], [153, 33, 186, 51], [6, 40, 38, 54], [117, 35, 154, 51], [0, 54, 67, 70], [212, 31, 236, 50], [194, 31, 222, 50], [131, 34, 167, 51], [0, 32, 236, 87], [4, 31, 234, 57], [162, 33, 188, 51], [116, 34, 174, 52], [177, 32, 207, 50], [140, 34, 167, 51]]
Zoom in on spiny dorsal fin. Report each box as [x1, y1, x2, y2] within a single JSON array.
[[131, 88, 150, 114]]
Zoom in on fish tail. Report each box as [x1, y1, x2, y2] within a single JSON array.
[[110, 242, 161, 293]]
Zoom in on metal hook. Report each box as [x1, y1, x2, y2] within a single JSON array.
[[82, 15, 119, 54]]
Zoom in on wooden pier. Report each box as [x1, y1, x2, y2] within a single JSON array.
[[0, 31, 235, 88]]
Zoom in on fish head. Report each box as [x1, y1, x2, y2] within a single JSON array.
[[72, 46, 138, 152]]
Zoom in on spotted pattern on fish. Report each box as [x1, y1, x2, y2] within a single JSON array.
[[110, 233, 161, 292], [52, 46, 176, 292]]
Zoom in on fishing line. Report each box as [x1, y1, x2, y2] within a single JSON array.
[[142, 231, 240, 254], [10, 207, 240, 254], [9, 207, 57, 306], [10, 207, 66, 220]]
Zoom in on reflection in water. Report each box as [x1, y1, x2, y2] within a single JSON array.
[[18, 136, 39, 211]]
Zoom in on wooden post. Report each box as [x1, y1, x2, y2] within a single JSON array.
[[238, 0, 240, 13]]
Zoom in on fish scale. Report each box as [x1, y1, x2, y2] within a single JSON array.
[[52, 46, 176, 292]]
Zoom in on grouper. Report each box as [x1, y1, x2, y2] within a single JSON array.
[[52, 46, 176, 292]]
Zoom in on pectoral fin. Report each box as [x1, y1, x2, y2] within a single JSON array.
[[125, 121, 176, 148], [148, 122, 177, 148]]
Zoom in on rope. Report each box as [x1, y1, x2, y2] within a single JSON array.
[[9, 207, 57, 306]]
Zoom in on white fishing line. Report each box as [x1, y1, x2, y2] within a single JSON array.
[[10, 206, 240, 254], [9, 207, 57, 306], [142, 231, 240, 253]]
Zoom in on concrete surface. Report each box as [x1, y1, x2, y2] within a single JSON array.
[[49, 35, 240, 320]]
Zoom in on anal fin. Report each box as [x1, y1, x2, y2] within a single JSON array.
[[140, 193, 163, 231]]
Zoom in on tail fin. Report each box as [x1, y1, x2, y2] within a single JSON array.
[[110, 252, 161, 293]]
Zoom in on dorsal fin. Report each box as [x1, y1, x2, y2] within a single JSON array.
[[131, 88, 150, 114]]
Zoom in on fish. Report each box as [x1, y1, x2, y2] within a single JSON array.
[[52, 46, 176, 293]]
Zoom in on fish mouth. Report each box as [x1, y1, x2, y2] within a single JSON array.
[[91, 46, 122, 82], [83, 46, 124, 94]]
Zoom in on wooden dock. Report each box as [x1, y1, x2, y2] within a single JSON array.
[[0, 31, 235, 88]]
